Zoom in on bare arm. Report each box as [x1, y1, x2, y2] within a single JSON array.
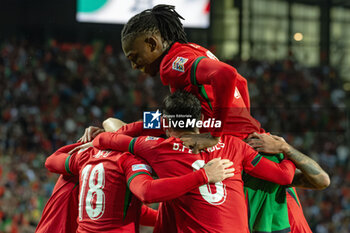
[[246, 133, 330, 190], [290, 169, 321, 189], [282, 145, 330, 190]]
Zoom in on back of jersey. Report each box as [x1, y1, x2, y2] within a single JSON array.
[[172, 136, 251, 233], [74, 148, 142, 233], [140, 136, 250, 233], [144, 137, 216, 233]]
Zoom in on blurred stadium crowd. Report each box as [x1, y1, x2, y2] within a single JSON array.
[[0, 40, 349, 233]]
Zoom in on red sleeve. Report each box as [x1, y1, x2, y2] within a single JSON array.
[[195, 58, 238, 137], [45, 143, 82, 175], [93, 133, 161, 165], [236, 73, 251, 111], [243, 152, 296, 185], [116, 121, 165, 137], [140, 205, 158, 226], [129, 169, 208, 204], [132, 136, 163, 164], [93, 132, 133, 152], [121, 152, 153, 182]]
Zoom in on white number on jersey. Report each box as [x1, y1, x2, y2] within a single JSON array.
[[192, 160, 227, 205], [79, 163, 106, 220]]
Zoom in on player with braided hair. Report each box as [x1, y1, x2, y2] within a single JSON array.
[[122, 4, 187, 45], [118, 4, 320, 233], [121, 5, 188, 77], [121, 4, 260, 141]]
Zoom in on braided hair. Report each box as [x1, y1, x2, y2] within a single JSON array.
[[121, 4, 188, 45]]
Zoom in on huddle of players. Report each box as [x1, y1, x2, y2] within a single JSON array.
[[36, 4, 330, 233]]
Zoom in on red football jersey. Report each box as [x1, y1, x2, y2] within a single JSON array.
[[287, 187, 312, 233], [160, 42, 264, 138], [160, 42, 309, 231], [44, 141, 210, 233], [36, 143, 83, 233], [68, 147, 153, 233], [35, 175, 79, 233], [93, 133, 296, 233]]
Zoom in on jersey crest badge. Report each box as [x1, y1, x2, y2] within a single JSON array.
[[172, 57, 188, 72], [132, 164, 152, 173]]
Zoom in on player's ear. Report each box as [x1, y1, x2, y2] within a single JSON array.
[[144, 36, 158, 52], [201, 114, 205, 121]]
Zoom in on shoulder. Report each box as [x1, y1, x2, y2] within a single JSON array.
[[74, 146, 95, 168], [160, 43, 202, 84], [160, 43, 220, 85], [187, 43, 219, 61], [133, 136, 165, 153], [138, 136, 183, 151], [221, 135, 252, 153], [119, 152, 152, 173], [119, 152, 142, 163], [162, 43, 211, 67], [161, 52, 194, 76], [221, 135, 243, 145], [158, 137, 192, 154]]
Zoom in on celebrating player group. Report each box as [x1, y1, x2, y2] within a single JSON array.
[[36, 4, 330, 233]]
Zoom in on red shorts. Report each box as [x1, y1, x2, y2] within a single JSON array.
[[286, 187, 312, 233]]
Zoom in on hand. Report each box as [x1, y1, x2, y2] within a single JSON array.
[[203, 158, 235, 183], [69, 142, 93, 155], [77, 126, 105, 143], [180, 133, 220, 154], [245, 132, 287, 154]]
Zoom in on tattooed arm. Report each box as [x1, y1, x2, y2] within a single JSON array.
[[281, 144, 330, 190], [246, 132, 330, 190], [290, 169, 322, 189]]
